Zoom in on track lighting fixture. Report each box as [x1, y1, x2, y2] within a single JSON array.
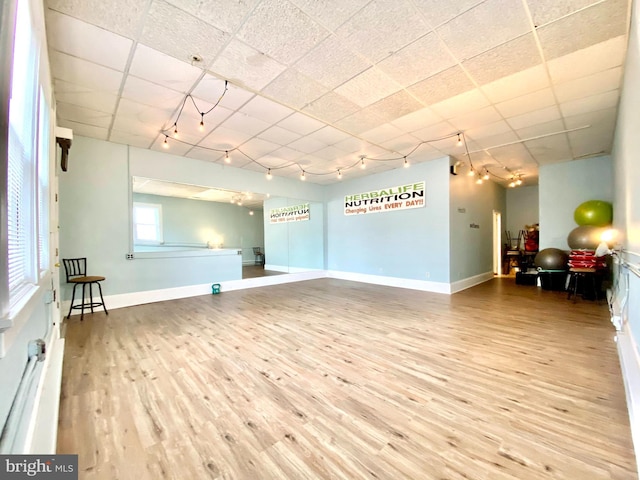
[[476, 176, 483, 185], [482, 170, 489, 181], [467, 167, 475, 177]]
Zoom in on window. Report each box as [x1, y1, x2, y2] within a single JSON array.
[[3, 0, 51, 316], [133, 203, 163, 244]]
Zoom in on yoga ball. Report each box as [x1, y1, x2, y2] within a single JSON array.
[[534, 248, 568, 270], [567, 225, 608, 250], [574, 200, 613, 226]]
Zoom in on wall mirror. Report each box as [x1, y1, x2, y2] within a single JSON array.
[[130, 177, 324, 279]]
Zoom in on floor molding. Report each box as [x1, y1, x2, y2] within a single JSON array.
[[326, 270, 451, 294], [450, 271, 495, 294]]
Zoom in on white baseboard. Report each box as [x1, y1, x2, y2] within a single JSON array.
[[326, 270, 451, 294], [450, 271, 494, 294], [221, 270, 327, 292], [264, 264, 289, 272], [616, 324, 640, 476]]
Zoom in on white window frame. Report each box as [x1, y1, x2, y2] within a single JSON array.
[[133, 202, 163, 245]]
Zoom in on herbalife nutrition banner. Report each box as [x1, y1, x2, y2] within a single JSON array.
[[344, 181, 425, 215], [270, 203, 310, 224]]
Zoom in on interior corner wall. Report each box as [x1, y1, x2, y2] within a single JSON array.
[[538, 155, 613, 250], [506, 185, 539, 236], [449, 173, 506, 283], [325, 156, 451, 284]]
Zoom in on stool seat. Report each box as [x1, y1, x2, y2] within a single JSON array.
[[63, 258, 108, 321], [69, 275, 106, 283]]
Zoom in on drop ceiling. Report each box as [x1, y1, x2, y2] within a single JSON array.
[[45, 0, 631, 187]]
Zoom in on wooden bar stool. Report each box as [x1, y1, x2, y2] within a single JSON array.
[[63, 258, 108, 320]]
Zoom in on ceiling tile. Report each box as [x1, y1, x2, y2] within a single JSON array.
[[568, 124, 615, 159], [464, 120, 513, 141], [277, 112, 326, 135], [376, 33, 456, 88], [334, 67, 402, 108], [258, 126, 302, 145], [57, 102, 112, 128], [430, 89, 490, 119], [515, 119, 566, 139], [56, 118, 109, 140], [359, 124, 405, 143], [379, 133, 422, 154], [263, 68, 329, 109], [220, 111, 271, 136], [239, 95, 295, 124], [163, 0, 260, 34], [49, 51, 123, 92], [554, 67, 623, 103], [46, 0, 146, 38], [559, 89, 620, 117], [109, 130, 154, 148], [391, 107, 443, 132], [129, 44, 203, 92], [463, 34, 542, 86], [140, 1, 228, 65], [527, 0, 601, 27], [547, 35, 627, 84], [448, 106, 503, 131], [192, 76, 254, 111], [467, 130, 519, 150], [302, 92, 361, 123], [45, 10, 133, 71], [412, 0, 484, 28], [537, 0, 629, 61], [267, 146, 307, 162], [115, 98, 179, 127], [53, 79, 118, 113], [333, 109, 387, 135], [309, 126, 352, 145], [196, 126, 253, 149], [407, 66, 475, 105], [294, 35, 371, 90], [312, 145, 347, 161], [121, 76, 185, 109], [411, 121, 458, 142], [480, 65, 550, 103], [488, 143, 535, 169], [237, 0, 328, 65], [335, 0, 429, 63], [237, 137, 281, 158], [363, 91, 423, 123], [287, 136, 327, 154], [292, 0, 370, 31], [524, 134, 573, 165], [495, 88, 557, 118], [505, 105, 562, 130], [208, 40, 287, 92], [563, 106, 618, 130], [437, 0, 531, 61]]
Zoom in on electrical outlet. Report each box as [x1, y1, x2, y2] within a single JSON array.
[[126, 253, 134, 260], [28, 339, 46, 361]]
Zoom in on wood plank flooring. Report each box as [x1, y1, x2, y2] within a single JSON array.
[[57, 278, 637, 479]]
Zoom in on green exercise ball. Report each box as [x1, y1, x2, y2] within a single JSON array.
[[534, 248, 568, 270], [567, 225, 608, 250], [574, 200, 613, 226]]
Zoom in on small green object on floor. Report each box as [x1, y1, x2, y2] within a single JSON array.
[[211, 283, 221, 294]]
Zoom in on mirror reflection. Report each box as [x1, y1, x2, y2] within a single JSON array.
[[131, 177, 324, 279]]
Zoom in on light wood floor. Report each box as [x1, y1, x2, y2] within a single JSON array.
[[57, 278, 637, 479]]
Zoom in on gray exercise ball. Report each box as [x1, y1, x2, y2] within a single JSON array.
[[534, 248, 568, 270], [567, 225, 608, 250]]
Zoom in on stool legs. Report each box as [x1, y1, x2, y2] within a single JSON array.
[[97, 282, 109, 315], [67, 283, 79, 319], [67, 281, 108, 320]]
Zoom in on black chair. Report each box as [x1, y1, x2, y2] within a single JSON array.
[[63, 258, 108, 321], [253, 247, 265, 266]]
